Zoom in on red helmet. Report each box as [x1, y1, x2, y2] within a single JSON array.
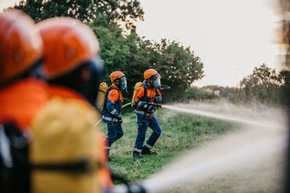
[[110, 71, 125, 82], [0, 9, 43, 83], [144, 69, 159, 79], [37, 17, 100, 79]]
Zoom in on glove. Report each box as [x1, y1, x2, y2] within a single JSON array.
[[137, 101, 156, 112], [137, 101, 148, 109], [147, 105, 155, 112], [117, 115, 123, 124], [154, 95, 162, 103]]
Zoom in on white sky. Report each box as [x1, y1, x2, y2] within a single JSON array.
[[136, 0, 282, 87], [1, 0, 283, 87], [0, 0, 19, 10]]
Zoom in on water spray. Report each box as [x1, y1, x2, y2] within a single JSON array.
[[111, 103, 287, 193], [162, 104, 284, 129], [113, 134, 287, 193]]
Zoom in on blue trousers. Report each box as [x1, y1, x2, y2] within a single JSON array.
[[106, 123, 123, 147], [134, 113, 162, 152]]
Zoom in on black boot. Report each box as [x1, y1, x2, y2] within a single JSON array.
[[141, 146, 157, 156], [133, 151, 143, 159]]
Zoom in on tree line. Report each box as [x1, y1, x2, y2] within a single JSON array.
[[8, 0, 288, 105], [232, 64, 290, 106], [184, 64, 290, 107], [9, 0, 204, 102]]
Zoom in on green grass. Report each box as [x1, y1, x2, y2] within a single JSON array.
[[99, 105, 285, 193], [99, 108, 236, 183]]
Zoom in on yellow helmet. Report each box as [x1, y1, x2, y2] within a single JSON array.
[[37, 17, 100, 79], [110, 71, 125, 82], [0, 9, 43, 83]]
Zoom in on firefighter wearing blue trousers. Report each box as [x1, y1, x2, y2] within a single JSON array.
[[102, 71, 127, 161], [132, 69, 163, 158]]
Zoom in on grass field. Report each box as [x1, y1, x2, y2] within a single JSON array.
[[99, 102, 286, 193]]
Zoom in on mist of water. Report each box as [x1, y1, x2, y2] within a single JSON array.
[[113, 102, 288, 193], [162, 103, 285, 129]]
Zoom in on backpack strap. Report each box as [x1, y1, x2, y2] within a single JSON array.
[[155, 88, 161, 96], [139, 85, 151, 103], [143, 85, 147, 98]]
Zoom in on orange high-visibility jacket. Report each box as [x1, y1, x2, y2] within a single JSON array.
[[134, 85, 162, 103], [0, 78, 49, 131]]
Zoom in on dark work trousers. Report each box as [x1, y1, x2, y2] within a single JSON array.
[[106, 123, 124, 148], [133, 113, 162, 152]]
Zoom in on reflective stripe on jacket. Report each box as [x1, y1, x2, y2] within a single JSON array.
[[102, 84, 124, 124]]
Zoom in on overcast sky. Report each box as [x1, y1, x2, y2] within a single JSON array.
[[1, 0, 283, 87], [136, 0, 282, 87]]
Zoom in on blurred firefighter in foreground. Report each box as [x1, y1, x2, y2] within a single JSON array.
[[0, 9, 47, 193], [31, 17, 112, 193], [102, 71, 127, 161], [278, 1, 290, 192], [132, 69, 163, 158]]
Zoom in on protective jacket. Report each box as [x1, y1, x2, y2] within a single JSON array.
[[0, 78, 48, 131], [0, 78, 48, 193], [134, 81, 162, 114], [102, 83, 124, 124], [30, 85, 112, 193]]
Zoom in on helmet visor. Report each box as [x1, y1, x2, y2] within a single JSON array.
[[151, 74, 161, 89], [120, 76, 127, 90]]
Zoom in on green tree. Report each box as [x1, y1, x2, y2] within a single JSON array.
[[113, 37, 205, 101], [279, 69, 290, 106], [95, 0, 144, 31], [232, 64, 284, 105], [90, 23, 131, 83], [91, 27, 205, 102], [13, 0, 96, 22], [239, 64, 282, 88], [13, 0, 144, 31], [12, 0, 204, 102], [152, 39, 204, 101]]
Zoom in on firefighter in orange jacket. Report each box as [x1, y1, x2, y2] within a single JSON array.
[[132, 69, 163, 158], [30, 17, 112, 193], [0, 10, 48, 193], [102, 71, 127, 161]]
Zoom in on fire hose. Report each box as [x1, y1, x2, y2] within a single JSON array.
[[94, 102, 163, 127]]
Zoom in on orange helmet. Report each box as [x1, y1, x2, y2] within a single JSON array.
[[144, 69, 159, 79], [110, 71, 125, 82], [37, 17, 100, 79], [0, 9, 43, 83]]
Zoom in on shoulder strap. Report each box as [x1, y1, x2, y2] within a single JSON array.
[[155, 88, 160, 95], [142, 84, 147, 97]]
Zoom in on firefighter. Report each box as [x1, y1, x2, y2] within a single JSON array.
[[30, 17, 112, 193], [102, 71, 127, 161], [0, 9, 47, 193], [132, 69, 163, 158]]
